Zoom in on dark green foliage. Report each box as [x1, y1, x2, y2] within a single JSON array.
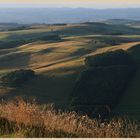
[[0, 69, 36, 88], [85, 49, 135, 67], [70, 50, 136, 118]]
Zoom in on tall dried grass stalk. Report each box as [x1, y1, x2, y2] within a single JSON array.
[[0, 97, 139, 138]]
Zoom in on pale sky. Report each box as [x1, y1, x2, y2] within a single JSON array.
[[0, 0, 140, 8]]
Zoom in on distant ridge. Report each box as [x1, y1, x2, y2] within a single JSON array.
[[0, 8, 140, 24]]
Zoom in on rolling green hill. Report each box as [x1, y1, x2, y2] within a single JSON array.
[[0, 22, 140, 119]]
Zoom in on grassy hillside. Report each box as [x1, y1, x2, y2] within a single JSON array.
[[84, 42, 140, 120], [113, 44, 140, 120], [0, 22, 140, 118], [0, 21, 140, 138]]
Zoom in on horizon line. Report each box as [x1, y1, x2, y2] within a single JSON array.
[[0, 6, 140, 9], [0, 2, 140, 9]]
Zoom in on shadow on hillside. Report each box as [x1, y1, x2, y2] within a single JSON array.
[[0, 52, 31, 69], [37, 47, 57, 55], [70, 49, 137, 118], [56, 23, 140, 36], [0, 32, 62, 50], [0, 73, 78, 110], [127, 44, 140, 65], [112, 44, 140, 119]]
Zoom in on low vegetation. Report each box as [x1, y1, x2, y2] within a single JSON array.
[[0, 98, 139, 138]]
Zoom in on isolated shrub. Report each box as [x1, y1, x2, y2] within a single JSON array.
[[0, 69, 35, 88], [85, 49, 134, 67]]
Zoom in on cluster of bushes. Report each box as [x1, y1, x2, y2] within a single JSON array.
[[0, 69, 36, 88], [70, 50, 136, 118]]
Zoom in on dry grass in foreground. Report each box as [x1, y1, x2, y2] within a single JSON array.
[[0, 97, 139, 138]]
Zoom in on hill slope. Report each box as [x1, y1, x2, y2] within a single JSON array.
[[0, 23, 140, 117], [87, 42, 140, 119]]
